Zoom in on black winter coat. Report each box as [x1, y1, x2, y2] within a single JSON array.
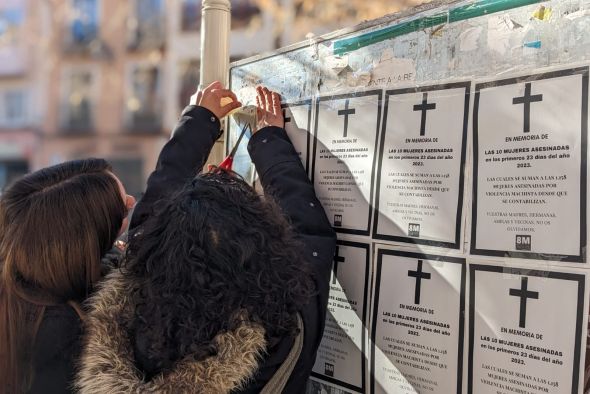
[[32, 105, 335, 393], [131, 106, 336, 392], [29, 248, 124, 393], [29, 305, 82, 393]]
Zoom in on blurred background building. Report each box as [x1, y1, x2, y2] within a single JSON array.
[[0, 0, 419, 196]]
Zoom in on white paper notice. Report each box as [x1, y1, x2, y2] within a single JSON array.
[[374, 83, 469, 248], [472, 67, 588, 261], [469, 265, 585, 394], [371, 250, 465, 394], [313, 90, 382, 235], [312, 241, 370, 392], [283, 101, 312, 171]]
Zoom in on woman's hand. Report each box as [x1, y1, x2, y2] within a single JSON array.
[[190, 81, 242, 120], [255, 86, 284, 132]]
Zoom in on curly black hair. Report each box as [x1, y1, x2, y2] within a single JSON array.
[[122, 170, 315, 377]]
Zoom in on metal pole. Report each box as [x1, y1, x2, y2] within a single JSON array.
[[199, 0, 231, 89], [199, 0, 231, 167]]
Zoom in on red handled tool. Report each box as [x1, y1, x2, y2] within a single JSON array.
[[209, 122, 250, 172]]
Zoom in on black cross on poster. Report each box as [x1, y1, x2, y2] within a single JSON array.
[[413, 92, 436, 136], [512, 82, 543, 133], [338, 99, 356, 138], [332, 246, 346, 285], [408, 260, 431, 304], [509, 276, 539, 328]]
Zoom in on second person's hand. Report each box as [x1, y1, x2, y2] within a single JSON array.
[[255, 86, 284, 132]]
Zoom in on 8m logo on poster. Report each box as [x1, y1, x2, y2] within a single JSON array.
[[324, 363, 334, 377], [515, 235, 531, 251], [408, 223, 421, 237]]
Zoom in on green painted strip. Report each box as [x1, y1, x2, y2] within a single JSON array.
[[333, 0, 544, 56], [334, 13, 447, 56], [449, 0, 542, 22]]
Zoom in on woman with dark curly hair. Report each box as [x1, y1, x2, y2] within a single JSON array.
[[76, 86, 336, 393]]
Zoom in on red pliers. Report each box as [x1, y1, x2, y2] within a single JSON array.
[[209, 122, 250, 171]]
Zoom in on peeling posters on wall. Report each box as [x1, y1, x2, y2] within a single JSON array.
[[229, 0, 590, 392]]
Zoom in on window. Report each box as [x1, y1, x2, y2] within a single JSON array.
[[62, 70, 94, 132], [0, 3, 26, 75], [127, 64, 162, 131], [295, 2, 356, 20], [180, 0, 260, 31], [128, 0, 165, 50], [68, 0, 99, 46], [108, 158, 144, 197], [181, 0, 201, 31], [0, 160, 28, 192], [231, 0, 260, 30], [0, 90, 27, 127], [178, 59, 199, 110]]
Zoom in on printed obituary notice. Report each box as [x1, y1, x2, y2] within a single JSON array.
[[282, 101, 312, 171], [371, 250, 465, 394], [312, 90, 382, 235], [469, 265, 585, 394], [374, 83, 469, 248], [472, 67, 588, 261], [312, 241, 370, 393]]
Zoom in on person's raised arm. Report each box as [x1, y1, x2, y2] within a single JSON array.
[[130, 81, 241, 229], [248, 87, 335, 250], [248, 87, 335, 366], [248, 87, 336, 300]]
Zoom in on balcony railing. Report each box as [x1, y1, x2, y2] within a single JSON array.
[[126, 112, 163, 134], [127, 19, 165, 51], [61, 113, 94, 134], [62, 27, 112, 59]]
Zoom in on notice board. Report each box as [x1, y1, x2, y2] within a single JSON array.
[[227, 0, 590, 392]]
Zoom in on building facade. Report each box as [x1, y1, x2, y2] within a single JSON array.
[[0, 0, 43, 190], [0, 0, 396, 194], [0, 0, 276, 194], [35, 0, 169, 196]]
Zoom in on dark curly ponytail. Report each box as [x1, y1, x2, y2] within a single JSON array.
[[123, 170, 315, 377]]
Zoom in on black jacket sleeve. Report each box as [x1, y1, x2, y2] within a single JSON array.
[[30, 307, 82, 394], [247, 126, 336, 390], [130, 105, 222, 229], [247, 126, 336, 260]]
